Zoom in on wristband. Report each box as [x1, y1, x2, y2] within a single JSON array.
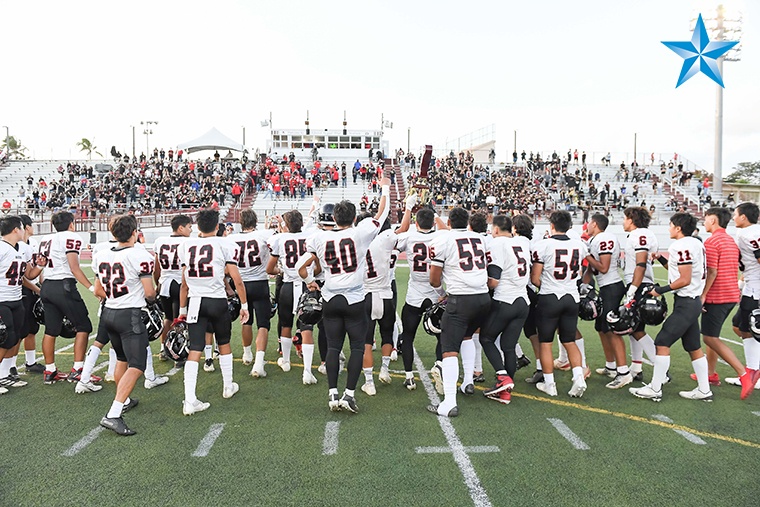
[[654, 284, 673, 295], [303, 274, 315, 285], [89, 285, 96, 293], [180, 307, 188, 316], [241, 302, 249, 311]]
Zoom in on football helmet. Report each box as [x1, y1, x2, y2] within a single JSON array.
[[423, 299, 447, 336], [142, 302, 164, 342], [638, 294, 668, 326], [60, 317, 77, 339], [165, 322, 190, 362], [319, 203, 336, 227], [0, 317, 7, 348], [297, 290, 323, 326], [228, 295, 241, 321], [33, 298, 45, 325], [749, 308, 760, 342], [606, 304, 641, 335], [270, 294, 278, 318], [578, 289, 602, 321]]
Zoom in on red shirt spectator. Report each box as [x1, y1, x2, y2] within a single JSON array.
[[704, 227, 740, 304]]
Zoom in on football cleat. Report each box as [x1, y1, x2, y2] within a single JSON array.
[[0, 386, 7, 395], [629, 384, 662, 402], [24, 362, 46, 374], [516, 355, 531, 370], [606, 373, 634, 389], [525, 370, 544, 384], [203, 358, 215, 372], [121, 398, 139, 414], [302, 371, 318, 385], [183, 399, 211, 416], [144, 375, 169, 390], [553, 359, 571, 371], [426, 403, 458, 417], [339, 394, 359, 413], [483, 374, 514, 397], [9, 366, 18, 377], [328, 392, 341, 412], [317, 363, 327, 375], [75, 380, 102, 393], [632, 370, 644, 382], [742, 369, 758, 400], [568, 377, 587, 398], [0, 375, 27, 388], [68, 369, 102, 383], [486, 389, 511, 404], [250, 364, 267, 378], [404, 378, 416, 391], [596, 367, 617, 379], [430, 361, 444, 395], [725, 376, 760, 389], [242, 350, 254, 365], [222, 382, 240, 399], [277, 357, 291, 372], [536, 381, 558, 397], [361, 382, 377, 396], [689, 372, 721, 386], [379, 367, 391, 384], [100, 416, 136, 436], [473, 372, 485, 383], [105, 373, 116, 382], [678, 387, 713, 402], [43, 369, 69, 384]]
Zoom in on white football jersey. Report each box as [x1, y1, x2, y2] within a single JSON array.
[[429, 229, 489, 296], [0, 241, 33, 302], [390, 249, 399, 282], [269, 231, 311, 283], [38, 231, 83, 281], [587, 231, 622, 287], [25, 237, 40, 283], [736, 224, 760, 296], [307, 218, 381, 304], [153, 235, 188, 286], [623, 228, 658, 285], [230, 229, 274, 282], [93, 245, 155, 309], [364, 229, 397, 299], [490, 235, 530, 304], [92, 240, 118, 257], [179, 236, 238, 298], [395, 227, 447, 306], [667, 236, 705, 298], [532, 235, 589, 302]]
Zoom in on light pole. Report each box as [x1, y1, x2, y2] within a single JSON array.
[[407, 127, 410, 154], [130, 125, 136, 159], [242, 126, 246, 147], [141, 120, 158, 156]]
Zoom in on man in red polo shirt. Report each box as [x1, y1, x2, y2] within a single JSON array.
[[694, 207, 753, 397]]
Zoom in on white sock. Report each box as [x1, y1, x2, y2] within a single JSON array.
[[536, 358, 542, 370], [515, 342, 524, 357], [184, 360, 199, 403], [204, 345, 213, 360], [243, 345, 252, 356], [571, 366, 583, 381], [606, 361, 616, 370], [544, 372, 555, 385], [472, 333, 483, 372], [439, 356, 459, 412], [73, 361, 84, 370], [303, 343, 315, 372], [25, 349, 36, 365], [558, 343, 568, 363], [219, 353, 233, 388], [460, 340, 476, 388], [345, 388, 355, 397], [144, 345, 155, 380], [651, 355, 670, 392], [629, 335, 643, 362], [280, 337, 293, 362], [107, 348, 117, 377], [743, 338, 760, 370], [363, 367, 373, 382], [45, 362, 56, 373], [11, 354, 18, 369], [617, 365, 630, 375], [254, 350, 265, 367], [405, 371, 414, 379], [0, 358, 12, 378], [381, 356, 390, 369], [576, 338, 587, 368], [106, 400, 124, 419], [692, 356, 710, 393], [640, 334, 657, 364], [80, 345, 101, 383]]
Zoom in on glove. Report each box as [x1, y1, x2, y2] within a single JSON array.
[[579, 283, 592, 296], [172, 315, 186, 327], [624, 284, 638, 304], [405, 194, 418, 211]]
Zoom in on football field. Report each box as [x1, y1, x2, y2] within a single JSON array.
[[1, 265, 759, 507]]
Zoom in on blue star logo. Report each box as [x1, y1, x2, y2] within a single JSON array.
[[662, 14, 738, 88]]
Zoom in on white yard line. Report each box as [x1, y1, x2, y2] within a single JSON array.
[[652, 414, 706, 445], [752, 411, 760, 417], [719, 336, 743, 346], [62, 427, 105, 456], [413, 348, 493, 507], [322, 421, 341, 456], [547, 418, 590, 450], [416, 446, 500, 454], [192, 423, 226, 457]]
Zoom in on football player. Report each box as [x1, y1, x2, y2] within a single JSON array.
[[178, 209, 249, 415], [583, 213, 630, 388], [465, 212, 491, 386], [92, 215, 156, 435], [427, 207, 491, 417], [297, 177, 391, 413], [630, 213, 709, 401], [531, 210, 589, 398], [38, 211, 94, 384]]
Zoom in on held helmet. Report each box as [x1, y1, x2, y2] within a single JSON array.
[[0, 317, 7, 348], [142, 302, 164, 341], [165, 322, 190, 362], [606, 304, 641, 335], [297, 290, 323, 326], [228, 295, 241, 322], [60, 317, 77, 339], [638, 294, 668, 326], [578, 289, 603, 321], [270, 294, 278, 318], [423, 299, 447, 336], [33, 298, 45, 325], [319, 203, 336, 227], [749, 308, 760, 342]]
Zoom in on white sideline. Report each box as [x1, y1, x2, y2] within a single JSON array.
[[322, 421, 341, 455], [413, 348, 493, 507], [192, 423, 226, 457], [652, 414, 706, 445], [547, 418, 590, 450], [62, 427, 104, 456]]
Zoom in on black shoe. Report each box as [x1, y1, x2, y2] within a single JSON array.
[[461, 383, 475, 395], [473, 373, 485, 383], [10, 366, 18, 377], [525, 369, 544, 384], [632, 371, 644, 382], [122, 398, 139, 415], [25, 362, 45, 374], [339, 394, 358, 413], [516, 355, 531, 370], [100, 416, 136, 436], [426, 404, 459, 417], [175, 359, 186, 368]]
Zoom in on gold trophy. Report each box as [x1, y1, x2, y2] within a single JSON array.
[[406, 145, 433, 213]]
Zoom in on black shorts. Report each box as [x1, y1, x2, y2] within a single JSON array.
[[159, 280, 181, 321], [523, 287, 538, 338], [322, 295, 369, 351], [364, 294, 395, 346], [242, 280, 271, 330], [100, 307, 148, 370], [40, 279, 93, 337], [391, 279, 398, 310], [738, 295, 759, 333], [536, 294, 579, 343], [595, 282, 625, 333], [188, 298, 232, 352], [0, 300, 25, 350], [480, 298, 529, 345], [440, 293, 491, 354], [655, 296, 702, 351], [732, 308, 741, 329], [20, 287, 40, 337], [278, 281, 296, 330], [701, 302, 736, 337]]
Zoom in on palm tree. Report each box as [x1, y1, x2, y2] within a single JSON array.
[[76, 138, 102, 160], [0, 135, 28, 160]]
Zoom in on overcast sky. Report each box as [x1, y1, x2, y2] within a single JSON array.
[[1, 0, 757, 173]]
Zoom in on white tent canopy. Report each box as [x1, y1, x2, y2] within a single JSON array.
[[177, 127, 244, 154]]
